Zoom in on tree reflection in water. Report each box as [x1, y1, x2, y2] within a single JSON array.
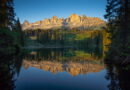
[[105, 60, 130, 90], [0, 48, 130, 90], [0, 53, 23, 90], [23, 48, 104, 76]]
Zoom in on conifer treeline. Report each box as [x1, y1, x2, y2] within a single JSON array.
[[104, 1, 130, 89], [24, 29, 103, 49], [105, 0, 130, 62], [0, 0, 15, 28], [0, 0, 24, 54]]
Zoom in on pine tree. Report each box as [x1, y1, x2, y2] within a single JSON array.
[[13, 18, 24, 46], [0, 0, 15, 28], [105, 0, 130, 62]]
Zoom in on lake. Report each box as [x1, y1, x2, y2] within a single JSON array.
[[0, 48, 129, 90]]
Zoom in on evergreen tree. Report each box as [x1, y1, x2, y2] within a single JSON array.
[[13, 18, 24, 46], [0, 0, 24, 54], [105, 0, 130, 62], [0, 0, 15, 28]]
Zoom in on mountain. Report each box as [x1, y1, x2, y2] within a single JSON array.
[[22, 14, 105, 30]]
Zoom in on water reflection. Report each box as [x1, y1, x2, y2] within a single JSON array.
[[105, 61, 130, 90], [23, 49, 104, 76], [0, 48, 130, 90], [0, 54, 23, 90]]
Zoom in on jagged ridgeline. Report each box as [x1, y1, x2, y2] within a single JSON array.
[[22, 14, 106, 30]]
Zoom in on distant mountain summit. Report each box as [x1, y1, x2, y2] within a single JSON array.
[[22, 14, 105, 30]]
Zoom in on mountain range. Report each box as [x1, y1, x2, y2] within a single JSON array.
[[22, 14, 105, 30]]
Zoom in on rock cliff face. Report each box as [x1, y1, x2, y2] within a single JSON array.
[[22, 14, 105, 30]]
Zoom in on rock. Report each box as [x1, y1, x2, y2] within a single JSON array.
[[22, 14, 105, 30], [68, 14, 81, 23], [23, 20, 29, 25]]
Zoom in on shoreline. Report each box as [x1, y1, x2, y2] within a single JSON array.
[[23, 45, 77, 49]]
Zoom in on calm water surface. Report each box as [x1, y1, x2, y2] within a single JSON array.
[[0, 48, 129, 90]]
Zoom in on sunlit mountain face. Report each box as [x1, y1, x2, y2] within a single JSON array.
[[22, 14, 105, 30]]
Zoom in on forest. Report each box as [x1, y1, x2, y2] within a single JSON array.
[[24, 29, 104, 49]]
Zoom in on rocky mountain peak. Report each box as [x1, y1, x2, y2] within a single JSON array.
[[52, 16, 58, 19], [69, 14, 80, 22], [22, 14, 105, 30], [23, 20, 29, 25]]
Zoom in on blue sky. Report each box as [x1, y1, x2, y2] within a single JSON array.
[[14, 0, 107, 23]]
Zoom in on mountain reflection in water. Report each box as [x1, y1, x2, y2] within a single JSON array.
[[23, 60, 104, 76], [1, 48, 129, 90], [23, 49, 104, 76]]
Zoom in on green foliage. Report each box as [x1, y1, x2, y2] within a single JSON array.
[[0, 0, 15, 28], [75, 51, 91, 57], [13, 19, 25, 46], [0, 28, 20, 54], [0, 27, 25, 55], [0, 0, 25, 55], [24, 29, 104, 49], [104, 0, 130, 63]]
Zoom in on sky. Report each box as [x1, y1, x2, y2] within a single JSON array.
[[14, 0, 107, 23]]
